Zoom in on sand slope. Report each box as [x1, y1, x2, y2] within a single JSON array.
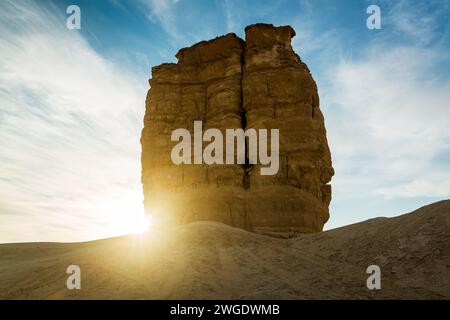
[[0, 200, 449, 299]]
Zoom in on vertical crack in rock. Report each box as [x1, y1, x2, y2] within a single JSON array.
[[239, 47, 252, 190], [141, 24, 334, 237]]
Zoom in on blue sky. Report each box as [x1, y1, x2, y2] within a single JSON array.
[[1, 0, 449, 242]]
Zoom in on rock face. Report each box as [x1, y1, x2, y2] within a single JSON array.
[[141, 23, 334, 237]]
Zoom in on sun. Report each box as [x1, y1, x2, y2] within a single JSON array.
[[93, 191, 152, 237], [108, 203, 151, 235], [134, 214, 151, 234]]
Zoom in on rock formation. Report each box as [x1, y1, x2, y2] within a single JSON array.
[[141, 23, 334, 237]]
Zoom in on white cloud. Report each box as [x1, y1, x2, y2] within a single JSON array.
[[140, 0, 182, 44], [375, 178, 450, 198], [384, 0, 448, 45], [326, 45, 450, 199], [0, 1, 147, 242], [1, 0, 449, 242], [223, 0, 237, 33]]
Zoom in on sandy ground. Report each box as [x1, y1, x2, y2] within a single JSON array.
[[0, 200, 449, 299]]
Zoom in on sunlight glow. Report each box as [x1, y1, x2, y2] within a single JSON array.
[[135, 214, 152, 234], [85, 190, 152, 239], [106, 200, 151, 236]]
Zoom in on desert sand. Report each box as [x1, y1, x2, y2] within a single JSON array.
[[0, 200, 449, 299]]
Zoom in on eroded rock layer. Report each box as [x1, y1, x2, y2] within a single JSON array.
[[141, 24, 334, 237]]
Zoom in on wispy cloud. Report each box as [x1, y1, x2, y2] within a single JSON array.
[[383, 0, 450, 46], [140, 0, 183, 45], [223, 0, 237, 33], [1, 0, 449, 242], [0, 1, 147, 242], [321, 0, 450, 201]]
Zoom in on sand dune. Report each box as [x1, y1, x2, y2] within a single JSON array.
[[1, 200, 449, 299]]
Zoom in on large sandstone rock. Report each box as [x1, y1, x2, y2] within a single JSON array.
[[141, 24, 334, 237]]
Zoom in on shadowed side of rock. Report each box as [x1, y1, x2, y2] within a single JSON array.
[[242, 24, 334, 235], [141, 24, 334, 237]]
